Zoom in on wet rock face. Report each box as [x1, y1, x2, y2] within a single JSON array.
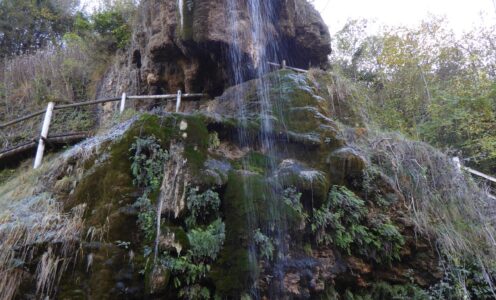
[[130, 0, 331, 96]]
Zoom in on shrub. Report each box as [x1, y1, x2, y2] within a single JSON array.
[[187, 218, 226, 262], [92, 10, 131, 50], [160, 218, 226, 297], [311, 186, 404, 263], [129, 135, 169, 190], [283, 186, 305, 215], [253, 229, 274, 261], [0, 44, 95, 148], [135, 194, 156, 242], [186, 187, 221, 227]]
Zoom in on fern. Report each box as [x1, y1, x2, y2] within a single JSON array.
[[186, 187, 221, 227], [129, 135, 168, 191], [311, 185, 404, 263]]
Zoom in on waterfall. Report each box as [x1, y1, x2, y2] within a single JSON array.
[[226, 0, 289, 297], [177, 0, 184, 31]]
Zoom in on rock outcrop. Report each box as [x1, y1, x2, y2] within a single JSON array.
[[98, 0, 331, 99]]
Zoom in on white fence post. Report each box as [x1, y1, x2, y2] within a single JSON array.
[[120, 92, 127, 113], [282, 59, 287, 69], [176, 90, 182, 113], [33, 102, 55, 169], [453, 157, 462, 172]]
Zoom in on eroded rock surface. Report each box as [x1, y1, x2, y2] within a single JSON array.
[[98, 0, 331, 99]]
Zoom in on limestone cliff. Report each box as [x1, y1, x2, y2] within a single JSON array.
[[97, 0, 331, 100], [1, 71, 447, 299], [1, 1, 495, 299]]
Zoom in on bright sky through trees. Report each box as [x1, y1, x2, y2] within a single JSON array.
[[312, 0, 496, 34]]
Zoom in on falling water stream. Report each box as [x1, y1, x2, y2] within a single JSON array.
[[227, 0, 289, 297], [177, 0, 184, 31]]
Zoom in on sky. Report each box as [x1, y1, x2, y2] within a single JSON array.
[[312, 0, 496, 34]]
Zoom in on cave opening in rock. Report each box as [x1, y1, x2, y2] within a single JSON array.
[[132, 50, 142, 68]]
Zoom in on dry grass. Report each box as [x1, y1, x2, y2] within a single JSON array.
[[307, 69, 370, 127], [346, 128, 496, 294], [0, 43, 98, 149], [0, 193, 85, 299], [0, 117, 138, 299]]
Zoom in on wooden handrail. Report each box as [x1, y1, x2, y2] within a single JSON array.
[[127, 93, 203, 100], [268, 61, 308, 73], [0, 91, 205, 168], [0, 109, 46, 129], [54, 97, 121, 110], [0, 93, 205, 129], [463, 166, 496, 184]]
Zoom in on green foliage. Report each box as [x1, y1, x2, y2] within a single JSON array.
[[164, 255, 211, 287], [331, 18, 496, 173], [92, 9, 131, 50], [129, 135, 168, 242], [253, 229, 274, 261], [311, 186, 404, 264], [369, 282, 429, 300], [429, 262, 496, 299], [130, 135, 169, 191], [160, 219, 226, 298], [208, 132, 220, 149], [187, 219, 226, 262], [321, 282, 428, 300], [133, 193, 155, 241], [311, 185, 365, 247], [0, 0, 76, 57], [185, 187, 221, 228], [179, 284, 211, 300], [282, 186, 305, 216]]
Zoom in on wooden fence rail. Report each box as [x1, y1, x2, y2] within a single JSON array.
[[454, 157, 496, 200], [0, 91, 204, 168], [268, 61, 308, 73]]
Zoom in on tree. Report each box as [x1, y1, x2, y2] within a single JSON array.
[[0, 0, 78, 58], [331, 18, 496, 173]]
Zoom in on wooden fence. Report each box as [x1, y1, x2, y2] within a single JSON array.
[[1, 61, 494, 201], [453, 157, 496, 200], [0, 91, 204, 168], [268, 60, 308, 73]]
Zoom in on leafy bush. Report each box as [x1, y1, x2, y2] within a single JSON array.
[[129, 135, 169, 190], [428, 261, 496, 299], [283, 186, 305, 216], [311, 186, 404, 263], [160, 218, 226, 298], [129, 136, 168, 242], [135, 194, 156, 241], [312, 186, 366, 248], [187, 218, 225, 262], [92, 10, 131, 50], [253, 229, 274, 261], [179, 284, 211, 300], [186, 187, 221, 227], [0, 0, 75, 58]]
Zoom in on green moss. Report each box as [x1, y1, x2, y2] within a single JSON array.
[[232, 152, 272, 175], [210, 171, 266, 296], [179, 114, 210, 176], [60, 114, 184, 298], [171, 226, 190, 250], [303, 243, 313, 256], [178, 0, 194, 40]]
